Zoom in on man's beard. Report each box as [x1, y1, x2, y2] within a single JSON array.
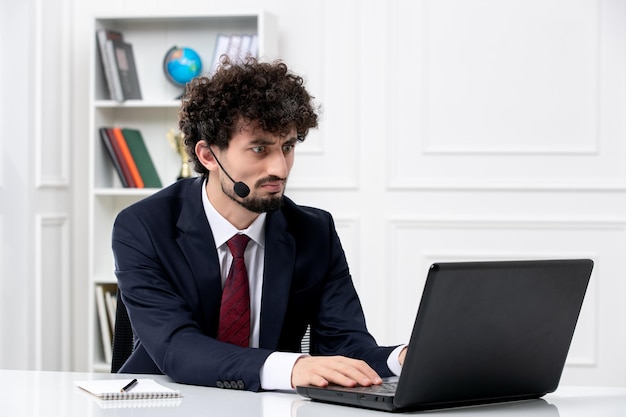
[[221, 176, 285, 213]]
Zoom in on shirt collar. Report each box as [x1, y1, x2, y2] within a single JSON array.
[[201, 180, 266, 249]]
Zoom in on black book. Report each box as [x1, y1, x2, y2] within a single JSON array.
[[99, 127, 130, 187], [110, 39, 142, 100]]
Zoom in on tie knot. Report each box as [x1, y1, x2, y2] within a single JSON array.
[[227, 234, 250, 258]]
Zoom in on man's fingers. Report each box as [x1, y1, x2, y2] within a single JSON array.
[[292, 356, 382, 388], [330, 357, 380, 386]]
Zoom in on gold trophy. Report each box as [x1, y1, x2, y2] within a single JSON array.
[[167, 129, 193, 180]]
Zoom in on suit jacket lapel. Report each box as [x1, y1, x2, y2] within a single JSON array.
[[174, 180, 296, 346], [175, 178, 222, 334], [259, 208, 295, 350]]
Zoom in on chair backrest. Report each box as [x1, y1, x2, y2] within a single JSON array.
[[110, 289, 314, 372], [301, 325, 314, 354], [110, 289, 134, 373]]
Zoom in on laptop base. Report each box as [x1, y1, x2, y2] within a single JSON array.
[[297, 385, 546, 413]]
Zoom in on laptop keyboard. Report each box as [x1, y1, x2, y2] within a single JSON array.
[[372, 382, 398, 394], [340, 381, 397, 394]]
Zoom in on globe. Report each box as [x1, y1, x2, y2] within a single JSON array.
[[163, 46, 202, 87]]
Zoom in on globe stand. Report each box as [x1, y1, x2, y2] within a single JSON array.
[[173, 89, 186, 100]]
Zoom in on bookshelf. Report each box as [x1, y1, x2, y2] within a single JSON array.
[[88, 12, 278, 372]]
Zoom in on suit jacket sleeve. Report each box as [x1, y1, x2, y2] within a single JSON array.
[[271, 200, 398, 377]]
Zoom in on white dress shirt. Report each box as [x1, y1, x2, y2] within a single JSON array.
[[201, 184, 402, 390]]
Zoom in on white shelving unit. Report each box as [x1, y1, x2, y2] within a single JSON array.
[[88, 12, 278, 372]]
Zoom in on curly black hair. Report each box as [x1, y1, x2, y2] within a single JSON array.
[[179, 56, 319, 177]]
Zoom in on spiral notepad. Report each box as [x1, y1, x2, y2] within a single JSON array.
[[75, 378, 182, 400]]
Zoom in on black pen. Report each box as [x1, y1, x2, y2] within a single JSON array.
[[120, 378, 138, 393]]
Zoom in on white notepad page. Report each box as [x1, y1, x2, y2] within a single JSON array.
[[75, 378, 182, 400]]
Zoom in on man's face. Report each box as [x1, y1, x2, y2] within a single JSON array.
[[217, 124, 297, 213]]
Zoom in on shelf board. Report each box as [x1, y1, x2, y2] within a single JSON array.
[[94, 100, 180, 109], [95, 12, 264, 24], [93, 187, 160, 197], [92, 276, 118, 285]]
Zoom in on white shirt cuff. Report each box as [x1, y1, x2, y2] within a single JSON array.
[[260, 351, 308, 391], [387, 345, 407, 376]]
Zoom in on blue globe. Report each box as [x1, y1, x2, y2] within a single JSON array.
[[163, 46, 202, 86]]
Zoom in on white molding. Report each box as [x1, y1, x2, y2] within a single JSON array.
[[287, 162, 360, 189], [413, 250, 599, 368], [34, 213, 70, 371], [333, 214, 361, 288], [92, 10, 275, 21], [386, 217, 621, 368], [386, 181, 626, 191], [287, 181, 360, 191], [286, 0, 361, 190], [421, 147, 601, 156], [385, 0, 619, 191], [419, 0, 601, 156], [34, 0, 70, 188], [386, 217, 626, 230]]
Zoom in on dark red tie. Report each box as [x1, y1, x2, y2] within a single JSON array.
[[217, 234, 251, 347]]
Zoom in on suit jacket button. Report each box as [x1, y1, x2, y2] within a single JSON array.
[[216, 381, 224, 389], [237, 380, 245, 390], [223, 381, 232, 389]]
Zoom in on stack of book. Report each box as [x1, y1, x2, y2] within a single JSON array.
[[99, 127, 162, 188], [96, 29, 142, 101], [95, 284, 117, 365], [209, 33, 259, 74]]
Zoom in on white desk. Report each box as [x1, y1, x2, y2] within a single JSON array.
[[1, 369, 624, 416]]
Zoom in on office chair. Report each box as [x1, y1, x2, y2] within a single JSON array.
[[110, 289, 314, 373], [110, 289, 134, 373]]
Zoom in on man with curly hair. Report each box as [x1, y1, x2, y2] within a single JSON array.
[[112, 58, 406, 392]]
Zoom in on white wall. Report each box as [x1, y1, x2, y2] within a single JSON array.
[[1, 0, 72, 371], [1, 0, 624, 386], [0, 0, 32, 371]]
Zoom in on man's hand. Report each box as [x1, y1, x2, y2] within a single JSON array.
[[291, 356, 383, 388]]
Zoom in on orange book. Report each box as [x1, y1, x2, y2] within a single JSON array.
[[112, 127, 144, 188]]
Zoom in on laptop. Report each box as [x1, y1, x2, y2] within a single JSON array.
[[296, 259, 593, 412]]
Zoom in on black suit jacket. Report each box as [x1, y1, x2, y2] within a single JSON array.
[[112, 178, 396, 391]]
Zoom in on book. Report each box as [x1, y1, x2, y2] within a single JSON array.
[[249, 34, 259, 59], [99, 127, 131, 187], [110, 39, 142, 100], [121, 128, 162, 188], [105, 289, 117, 335], [210, 33, 260, 72], [112, 127, 144, 188], [210, 33, 232, 73], [75, 378, 182, 401], [96, 29, 124, 101], [104, 41, 124, 101], [238, 34, 253, 61], [95, 285, 112, 365], [106, 127, 137, 187], [226, 34, 243, 63]]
